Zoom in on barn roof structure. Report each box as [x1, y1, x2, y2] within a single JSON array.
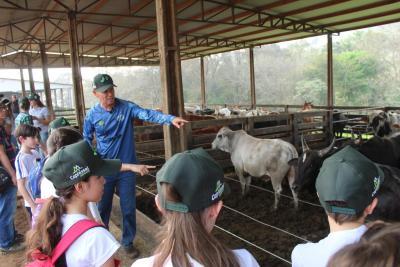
[[0, 0, 399, 68], [0, 0, 399, 156]]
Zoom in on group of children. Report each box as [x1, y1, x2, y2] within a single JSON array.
[[1, 95, 399, 266]]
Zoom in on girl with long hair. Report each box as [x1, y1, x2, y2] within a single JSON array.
[[132, 148, 259, 267], [26, 140, 122, 266]]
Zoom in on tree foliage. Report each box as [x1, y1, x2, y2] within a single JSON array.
[[54, 23, 400, 109]]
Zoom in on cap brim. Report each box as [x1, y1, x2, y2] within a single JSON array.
[[92, 159, 121, 177], [95, 84, 117, 92]]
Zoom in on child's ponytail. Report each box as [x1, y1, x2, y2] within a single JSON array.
[[26, 184, 75, 261]]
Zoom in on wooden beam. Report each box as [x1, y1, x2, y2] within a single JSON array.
[[249, 46, 256, 109], [200, 56, 206, 109], [39, 42, 54, 115], [67, 11, 85, 130], [26, 55, 35, 92], [19, 68, 26, 96], [155, 0, 187, 159]]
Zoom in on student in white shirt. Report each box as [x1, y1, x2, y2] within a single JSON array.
[[26, 140, 123, 267], [27, 92, 51, 147], [291, 146, 383, 267], [132, 148, 260, 267], [14, 124, 41, 217]]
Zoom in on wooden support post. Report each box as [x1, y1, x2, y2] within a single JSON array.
[[327, 34, 333, 108], [327, 34, 334, 141], [67, 11, 86, 130], [40, 43, 54, 116], [155, 0, 187, 159], [19, 68, 26, 96], [200, 56, 206, 109], [27, 55, 35, 92], [249, 46, 256, 109]]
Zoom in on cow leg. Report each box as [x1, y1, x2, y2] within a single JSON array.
[[244, 175, 252, 195], [235, 168, 247, 196], [287, 166, 299, 209], [270, 177, 282, 210]]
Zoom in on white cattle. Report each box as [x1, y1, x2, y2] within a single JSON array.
[[212, 127, 299, 210]]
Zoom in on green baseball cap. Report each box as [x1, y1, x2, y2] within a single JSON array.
[[27, 92, 40, 101], [316, 146, 384, 215], [20, 97, 30, 106], [43, 140, 121, 189], [49, 117, 70, 133], [93, 74, 116, 92], [156, 148, 229, 213]]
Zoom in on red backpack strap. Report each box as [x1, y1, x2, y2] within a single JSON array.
[[51, 219, 103, 264]]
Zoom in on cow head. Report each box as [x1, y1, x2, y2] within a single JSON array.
[[294, 136, 336, 192], [212, 126, 233, 153], [369, 111, 392, 137]]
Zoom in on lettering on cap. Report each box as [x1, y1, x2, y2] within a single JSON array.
[[211, 180, 224, 201], [70, 165, 90, 181]]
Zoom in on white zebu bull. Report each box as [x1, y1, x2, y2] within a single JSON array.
[[212, 127, 299, 210]]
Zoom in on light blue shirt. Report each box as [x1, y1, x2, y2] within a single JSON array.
[[83, 98, 175, 178]]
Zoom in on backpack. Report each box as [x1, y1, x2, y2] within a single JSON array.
[[26, 219, 102, 267], [28, 157, 46, 199]]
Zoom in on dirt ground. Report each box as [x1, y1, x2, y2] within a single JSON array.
[[2, 198, 29, 267], [136, 173, 329, 267]]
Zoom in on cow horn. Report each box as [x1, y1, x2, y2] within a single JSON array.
[[318, 138, 336, 157], [301, 134, 310, 153]]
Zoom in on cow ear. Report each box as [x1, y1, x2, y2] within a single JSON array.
[[288, 158, 298, 166]]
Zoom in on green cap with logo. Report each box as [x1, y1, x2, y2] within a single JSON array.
[[49, 117, 70, 133], [156, 148, 229, 213], [316, 146, 384, 215], [43, 140, 121, 189], [20, 97, 30, 106], [93, 74, 116, 92], [27, 92, 40, 101]]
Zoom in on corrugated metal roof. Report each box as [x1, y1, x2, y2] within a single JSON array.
[[0, 0, 398, 68]]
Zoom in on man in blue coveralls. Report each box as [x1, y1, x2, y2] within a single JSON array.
[[83, 74, 187, 257]]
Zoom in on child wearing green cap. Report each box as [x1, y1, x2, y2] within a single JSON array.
[[33, 127, 154, 227], [14, 97, 33, 129], [291, 146, 383, 267], [26, 140, 123, 266], [132, 148, 259, 267]]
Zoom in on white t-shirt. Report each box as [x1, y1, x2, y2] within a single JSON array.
[[40, 176, 56, 199], [62, 214, 120, 267], [291, 225, 367, 267], [15, 149, 41, 207], [29, 106, 49, 133], [131, 249, 260, 267]]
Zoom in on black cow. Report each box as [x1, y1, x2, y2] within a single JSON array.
[[333, 111, 347, 138], [293, 135, 337, 193], [370, 111, 392, 137], [294, 136, 400, 221], [294, 134, 400, 192], [369, 164, 400, 221]]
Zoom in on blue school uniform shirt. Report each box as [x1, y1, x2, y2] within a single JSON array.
[[83, 98, 175, 178]]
